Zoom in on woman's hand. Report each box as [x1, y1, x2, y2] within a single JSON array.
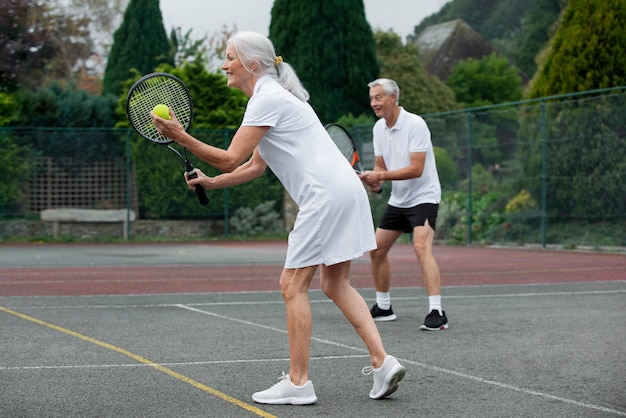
[[184, 168, 216, 190], [150, 107, 186, 142]]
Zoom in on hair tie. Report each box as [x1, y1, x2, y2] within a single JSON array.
[[274, 56, 283, 66]]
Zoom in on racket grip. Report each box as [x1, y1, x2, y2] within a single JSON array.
[[186, 169, 210, 206]]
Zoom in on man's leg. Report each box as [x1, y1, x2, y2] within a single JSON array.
[[369, 228, 402, 320], [370, 228, 402, 292], [413, 220, 448, 330], [412, 220, 440, 297]]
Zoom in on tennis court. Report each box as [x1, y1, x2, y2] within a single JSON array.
[[1, 242, 625, 417]]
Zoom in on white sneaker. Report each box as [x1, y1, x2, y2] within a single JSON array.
[[362, 355, 406, 399], [252, 372, 317, 405]]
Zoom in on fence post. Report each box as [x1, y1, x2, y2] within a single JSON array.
[[223, 131, 230, 237], [466, 112, 473, 245], [540, 101, 547, 248], [125, 130, 132, 240]]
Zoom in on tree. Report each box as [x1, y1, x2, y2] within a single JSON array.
[[0, 0, 92, 93], [447, 53, 522, 107], [445, 53, 523, 167], [374, 30, 457, 115], [13, 81, 120, 160], [102, 0, 172, 96], [519, 0, 626, 220], [65, 0, 129, 79], [269, 0, 379, 123], [528, 0, 626, 97]]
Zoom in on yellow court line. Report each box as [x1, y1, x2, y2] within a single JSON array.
[[0, 306, 276, 418]]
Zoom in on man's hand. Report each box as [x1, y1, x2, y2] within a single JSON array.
[[358, 170, 383, 193]]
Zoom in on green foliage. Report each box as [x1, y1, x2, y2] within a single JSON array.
[[9, 82, 121, 160], [518, 94, 626, 219], [132, 133, 284, 220], [505, 189, 537, 213], [455, 164, 514, 244], [375, 30, 458, 114], [103, 0, 173, 96], [229, 201, 285, 237], [444, 51, 523, 168], [0, 136, 33, 217], [0, 93, 19, 126], [412, 0, 564, 77], [335, 113, 375, 129], [270, 0, 379, 123], [435, 190, 466, 244], [15, 82, 118, 128], [528, 0, 626, 98], [169, 27, 209, 67], [434, 146, 459, 190], [468, 107, 521, 168], [447, 53, 523, 107]]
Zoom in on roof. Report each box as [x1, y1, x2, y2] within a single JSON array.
[[415, 19, 500, 80]]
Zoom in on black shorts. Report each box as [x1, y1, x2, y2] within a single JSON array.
[[378, 203, 439, 233]]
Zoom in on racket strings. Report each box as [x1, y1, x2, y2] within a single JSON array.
[[327, 126, 355, 161], [127, 76, 192, 144]]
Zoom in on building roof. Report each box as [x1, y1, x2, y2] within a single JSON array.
[[415, 19, 499, 80]]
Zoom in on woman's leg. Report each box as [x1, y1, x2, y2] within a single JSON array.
[[279, 266, 317, 385], [320, 261, 387, 368]]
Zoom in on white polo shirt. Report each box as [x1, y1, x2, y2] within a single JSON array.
[[373, 107, 441, 208]]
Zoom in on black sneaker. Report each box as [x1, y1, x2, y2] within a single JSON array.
[[370, 303, 397, 322], [420, 310, 448, 331]]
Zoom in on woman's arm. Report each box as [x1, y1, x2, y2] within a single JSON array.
[[187, 148, 268, 190], [151, 110, 269, 173]]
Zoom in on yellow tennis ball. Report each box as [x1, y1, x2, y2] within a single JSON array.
[[153, 104, 171, 120]]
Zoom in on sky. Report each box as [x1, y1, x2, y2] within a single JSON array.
[[159, 0, 452, 42]]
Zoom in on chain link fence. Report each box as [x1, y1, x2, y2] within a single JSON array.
[[1, 87, 625, 246]]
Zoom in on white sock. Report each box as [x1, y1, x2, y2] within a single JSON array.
[[376, 292, 391, 310], [429, 295, 442, 314]]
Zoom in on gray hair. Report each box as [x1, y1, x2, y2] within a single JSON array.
[[228, 31, 310, 102], [368, 78, 400, 105]]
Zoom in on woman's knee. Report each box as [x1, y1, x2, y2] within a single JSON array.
[[279, 268, 315, 300]]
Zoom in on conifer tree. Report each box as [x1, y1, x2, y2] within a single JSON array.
[[102, 0, 172, 96], [528, 0, 626, 97], [269, 0, 379, 123], [519, 0, 626, 220]]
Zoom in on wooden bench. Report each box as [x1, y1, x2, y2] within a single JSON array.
[[41, 208, 136, 239]]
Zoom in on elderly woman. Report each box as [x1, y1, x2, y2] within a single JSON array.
[[151, 31, 405, 405]]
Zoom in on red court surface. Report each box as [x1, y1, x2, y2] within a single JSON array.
[[1, 242, 624, 296]]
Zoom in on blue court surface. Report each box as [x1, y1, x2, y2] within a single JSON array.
[[1, 243, 625, 417]]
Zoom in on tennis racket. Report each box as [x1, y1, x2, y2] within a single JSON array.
[[126, 72, 209, 206], [325, 123, 365, 173], [325, 123, 382, 193]]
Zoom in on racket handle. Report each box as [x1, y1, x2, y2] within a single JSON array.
[[186, 169, 210, 206]]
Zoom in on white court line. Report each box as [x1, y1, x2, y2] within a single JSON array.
[[2, 289, 625, 416], [2, 288, 624, 310], [0, 354, 369, 371], [176, 303, 626, 417]]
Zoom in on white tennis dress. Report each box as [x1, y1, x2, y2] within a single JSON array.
[[242, 75, 376, 268]]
